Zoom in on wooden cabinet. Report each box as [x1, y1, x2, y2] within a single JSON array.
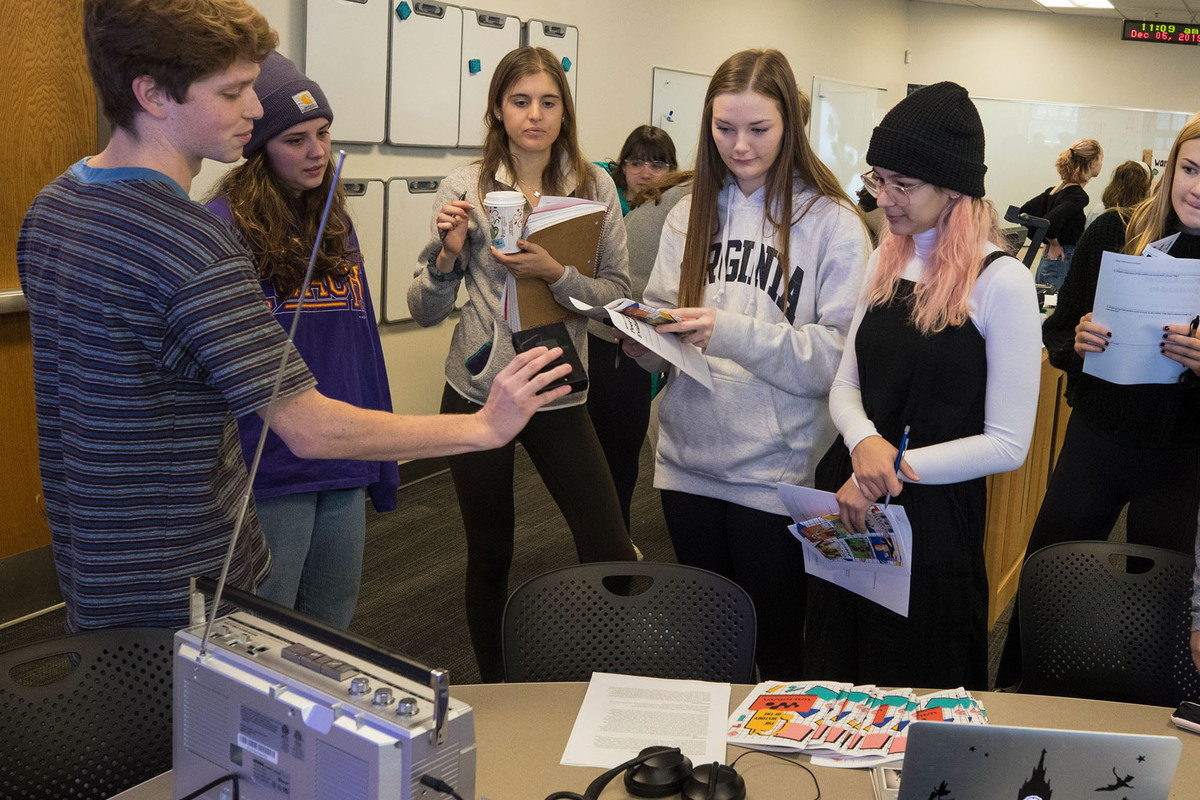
[[983, 351, 1070, 628]]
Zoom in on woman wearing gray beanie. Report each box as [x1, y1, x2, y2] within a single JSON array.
[[205, 51, 398, 629], [807, 82, 1043, 689]]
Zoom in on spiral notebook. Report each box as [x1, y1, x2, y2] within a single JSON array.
[[504, 198, 607, 330]]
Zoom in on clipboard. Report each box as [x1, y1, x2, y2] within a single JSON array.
[[513, 208, 604, 328]]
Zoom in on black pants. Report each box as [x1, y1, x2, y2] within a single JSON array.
[[660, 489, 805, 679], [585, 333, 653, 532], [995, 413, 1200, 687], [441, 385, 637, 682]]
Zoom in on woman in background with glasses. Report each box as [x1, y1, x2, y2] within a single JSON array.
[[587, 126, 679, 536], [603, 125, 678, 215], [808, 82, 1042, 689]]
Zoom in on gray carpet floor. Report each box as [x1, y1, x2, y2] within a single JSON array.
[[1, 441, 1049, 688]]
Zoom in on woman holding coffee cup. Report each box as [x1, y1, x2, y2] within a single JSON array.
[[407, 46, 637, 682]]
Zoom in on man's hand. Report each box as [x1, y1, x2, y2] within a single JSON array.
[[474, 347, 572, 447]]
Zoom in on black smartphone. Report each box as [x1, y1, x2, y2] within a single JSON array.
[[511, 321, 588, 395], [1170, 700, 1200, 734]]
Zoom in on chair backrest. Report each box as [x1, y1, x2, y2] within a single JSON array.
[[1018, 540, 1200, 707], [502, 561, 757, 683], [0, 626, 176, 799]]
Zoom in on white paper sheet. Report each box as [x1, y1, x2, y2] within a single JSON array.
[[776, 483, 913, 617], [1083, 250, 1200, 385], [569, 297, 714, 389], [560, 672, 730, 768]]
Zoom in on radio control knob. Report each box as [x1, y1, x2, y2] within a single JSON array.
[[372, 688, 394, 706], [348, 676, 371, 696], [396, 696, 418, 717]]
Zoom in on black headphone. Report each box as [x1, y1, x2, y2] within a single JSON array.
[[545, 746, 745, 800]]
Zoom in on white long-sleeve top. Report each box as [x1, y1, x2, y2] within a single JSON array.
[[829, 228, 1042, 484]]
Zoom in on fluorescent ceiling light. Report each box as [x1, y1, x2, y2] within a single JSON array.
[[1034, 0, 1115, 8]]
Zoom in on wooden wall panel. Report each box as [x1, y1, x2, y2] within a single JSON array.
[[1, 0, 95, 559], [983, 353, 1070, 628]]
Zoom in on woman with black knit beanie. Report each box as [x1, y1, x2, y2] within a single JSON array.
[[806, 82, 1042, 689]]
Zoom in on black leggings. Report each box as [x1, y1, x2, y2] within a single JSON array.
[[996, 413, 1200, 687], [585, 334, 653, 533], [441, 385, 637, 681], [660, 489, 806, 679]]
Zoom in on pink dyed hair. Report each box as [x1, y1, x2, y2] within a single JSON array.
[[866, 195, 1005, 335]]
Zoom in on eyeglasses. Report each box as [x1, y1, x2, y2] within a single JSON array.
[[625, 158, 671, 172], [861, 170, 926, 207]]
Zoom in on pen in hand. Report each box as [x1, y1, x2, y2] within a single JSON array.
[[1189, 315, 1199, 339], [882, 424, 911, 511], [439, 191, 468, 241]]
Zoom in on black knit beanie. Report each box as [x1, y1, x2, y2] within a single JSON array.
[[243, 51, 334, 158], [866, 81, 986, 198]]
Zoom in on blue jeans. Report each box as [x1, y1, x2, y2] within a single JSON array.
[[254, 488, 367, 629], [1034, 244, 1075, 293]]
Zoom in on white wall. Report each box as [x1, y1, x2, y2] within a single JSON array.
[[217, 0, 911, 417], [907, 2, 1200, 113]]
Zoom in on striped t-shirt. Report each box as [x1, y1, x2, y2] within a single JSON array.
[[17, 160, 317, 630]]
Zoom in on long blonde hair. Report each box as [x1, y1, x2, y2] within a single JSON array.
[[476, 46, 593, 202], [1055, 138, 1103, 185], [676, 49, 853, 310], [1125, 112, 1200, 255], [866, 195, 1006, 335]]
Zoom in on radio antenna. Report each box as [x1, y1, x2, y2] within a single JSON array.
[[200, 151, 347, 656]]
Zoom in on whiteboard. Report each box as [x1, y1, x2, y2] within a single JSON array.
[[384, 177, 470, 322], [524, 20, 578, 101], [458, 9, 521, 148], [650, 67, 711, 172], [810, 77, 887, 197], [389, 2, 463, 147], [973, 97, 1189, 217], [342, 179, 385, 324], [305, 0, 389, 144]]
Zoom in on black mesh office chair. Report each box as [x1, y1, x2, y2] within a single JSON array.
[[1018, 541, 1200, 707], [502, 561, 757, 683], [0, 626, 176, 799]]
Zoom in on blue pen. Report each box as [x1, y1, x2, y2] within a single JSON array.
[[882, 424, 910, 510]]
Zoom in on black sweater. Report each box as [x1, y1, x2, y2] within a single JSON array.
[[1020, 184, 1090, 246], [1044, 208, 1200, 445]]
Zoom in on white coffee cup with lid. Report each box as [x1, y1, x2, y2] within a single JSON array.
[[483, 191, 526, 254]]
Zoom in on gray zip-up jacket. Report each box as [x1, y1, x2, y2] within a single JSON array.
[[408, 161, 630, 408]]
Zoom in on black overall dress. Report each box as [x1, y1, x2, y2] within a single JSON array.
[[806, 253, 1003, 690]]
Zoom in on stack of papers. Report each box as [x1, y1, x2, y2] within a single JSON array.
[[522, 196, 608, 235], [1085, 232, 1200, 385], [725, 681, 989, 769], [570, 297, 713, 389], [777, 483, 913, 617]]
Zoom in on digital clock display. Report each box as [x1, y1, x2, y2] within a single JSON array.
[[1122, 19, 1200, 45]]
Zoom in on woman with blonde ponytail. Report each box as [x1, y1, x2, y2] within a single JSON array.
[[1019, 138, 1103, 291], [807, 82, 1042, 689]]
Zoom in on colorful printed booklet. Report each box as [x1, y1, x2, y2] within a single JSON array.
[[776, 483, 913, 616], [726, 681, 988, 769]]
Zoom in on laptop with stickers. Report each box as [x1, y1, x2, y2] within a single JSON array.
[[896, 721, 1182, 800]]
